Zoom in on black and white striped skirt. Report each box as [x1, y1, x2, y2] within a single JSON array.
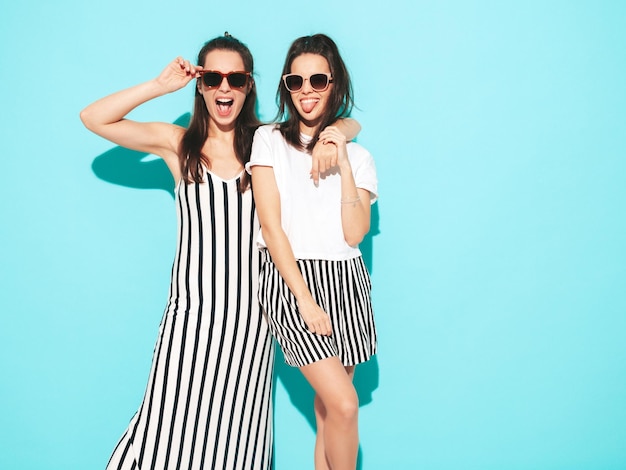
[[258, 249, 377, 367]]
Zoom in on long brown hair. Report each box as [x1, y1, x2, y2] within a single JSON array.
[[276, 34, 354, 152], [179, 34, 260, 191]]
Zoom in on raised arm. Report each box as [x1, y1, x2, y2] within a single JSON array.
[[79, 57, 201, 182], [310, 117, 361, 184], [251, 165, 332, 336]]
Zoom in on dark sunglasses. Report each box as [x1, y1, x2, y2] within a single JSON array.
[[198, 70, 250, 89], [282, 73, 333, 93]]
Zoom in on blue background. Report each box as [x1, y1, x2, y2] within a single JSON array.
[[1, 1, 625, 469]]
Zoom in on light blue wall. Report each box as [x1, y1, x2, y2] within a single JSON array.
[[1, 1, 625, 469]]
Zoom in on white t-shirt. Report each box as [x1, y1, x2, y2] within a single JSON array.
[[246, 124, 378, 261]]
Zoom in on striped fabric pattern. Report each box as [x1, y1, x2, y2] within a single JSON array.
[[106, 172, 274, 470], [258, 250, 376, 368]]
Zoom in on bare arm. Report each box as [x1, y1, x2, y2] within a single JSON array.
[[251, 165, 332, 336], [334, 117, 361, 141], [310, 118, 361, 184], [318, 126, 371, 246], [79, 57, 201, 182]]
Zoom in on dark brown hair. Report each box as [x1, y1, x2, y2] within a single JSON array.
[[276, 34, 354, 152], [179, 34, 260, 191]]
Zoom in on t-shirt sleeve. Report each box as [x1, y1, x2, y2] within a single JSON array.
[[245, 126, 275, 174], [352, 147, 378, 204]]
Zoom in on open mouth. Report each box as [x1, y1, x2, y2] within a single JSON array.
[[216, 98, 234, 115], [300, 98, 319, 113]]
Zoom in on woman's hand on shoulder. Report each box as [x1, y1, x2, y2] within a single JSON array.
[[318, 126, 349, 169], [156, 57, 203, 93], [311, 134, 338, 185], [310, 125, 353, 184]]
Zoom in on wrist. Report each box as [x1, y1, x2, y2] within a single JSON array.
[[337, 159, 352, 172], [295, 292, 314, 305], [150, 77, 176, 95], [341, 194, 361, 206]]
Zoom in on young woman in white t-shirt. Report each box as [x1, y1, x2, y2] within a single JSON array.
[[248, 33, 377, 470]]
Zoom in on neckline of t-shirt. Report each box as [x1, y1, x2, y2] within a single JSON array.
[[300, 132, 314, 143], [205, 168, 244, 183]]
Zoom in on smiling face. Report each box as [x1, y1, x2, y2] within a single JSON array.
[[198, 49, 250, 132], [288, 53, 333, 136]]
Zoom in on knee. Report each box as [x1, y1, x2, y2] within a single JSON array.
[[329, 393, 359, 423]]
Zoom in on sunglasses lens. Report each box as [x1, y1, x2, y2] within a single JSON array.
[[202, 72, 222, 87], [310, 74, 329, 91], [285, 75, 303, 92], [227, 73, 248, 88]]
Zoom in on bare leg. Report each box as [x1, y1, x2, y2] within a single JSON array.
[[314, 365, 356, 470], [302, 358, 358, 470], [314, 394, 329, 470]]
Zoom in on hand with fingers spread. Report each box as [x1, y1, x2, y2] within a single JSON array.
[[298, 297, 332, 336], [156, 57, 203, 93]]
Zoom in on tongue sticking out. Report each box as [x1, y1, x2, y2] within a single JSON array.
[[216, 99, 234, 117], [301, 99, 318, 114]]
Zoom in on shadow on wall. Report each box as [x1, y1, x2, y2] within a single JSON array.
[[360, 202, 379, 273], [91, 114, 191, 196], [92, 116, 381, 468]]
